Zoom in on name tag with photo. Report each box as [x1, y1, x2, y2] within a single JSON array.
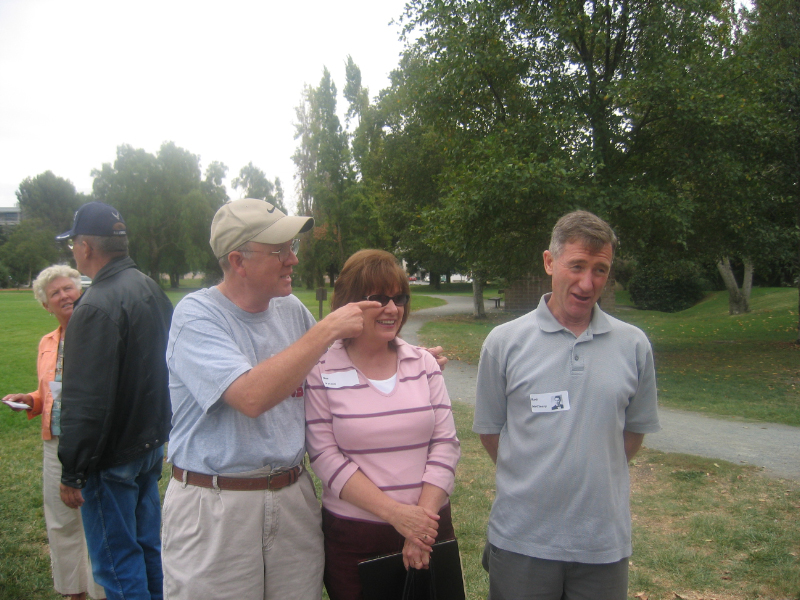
[[321, 370, 360, 389], [530, 391, 570, 413]]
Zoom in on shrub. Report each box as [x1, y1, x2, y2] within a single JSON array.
[[0, 261, 9, 288], [612, 257, 635, 290], [628, 261, 705, 313]]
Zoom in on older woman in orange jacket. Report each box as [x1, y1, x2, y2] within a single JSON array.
[[3, 265, 105, 600]]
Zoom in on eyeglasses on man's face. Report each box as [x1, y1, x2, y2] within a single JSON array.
[[244, 239, 300, 263], [363, 294, 410, 307]]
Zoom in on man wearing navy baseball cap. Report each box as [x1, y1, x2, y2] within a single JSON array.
[[55, 201, 129, 241], [57, 202, 173, 600]]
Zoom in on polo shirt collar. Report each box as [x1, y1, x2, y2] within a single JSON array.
[[536, 293, 613, 338], [322, 337, 417, 371]]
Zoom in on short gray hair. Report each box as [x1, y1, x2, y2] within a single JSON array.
[[78, 234, 129, 257], [549, 211, 618, 259], [218, 241, 254, 272], [32, 265, 81, 306]]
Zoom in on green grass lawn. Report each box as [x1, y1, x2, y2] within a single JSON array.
[[3, 284, 798, 599], [613, 288, 799, 425], [4, 400, 797, 599], [419, 287, 800, 426]]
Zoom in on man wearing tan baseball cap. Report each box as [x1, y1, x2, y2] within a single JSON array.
[[208, 197, 315, 260], [160, 198, 383, 599]]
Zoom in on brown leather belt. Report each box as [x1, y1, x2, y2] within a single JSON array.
[[172, 464, 301, 491]]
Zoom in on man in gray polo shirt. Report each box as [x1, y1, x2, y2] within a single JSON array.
[[474, 210, 660, 600]]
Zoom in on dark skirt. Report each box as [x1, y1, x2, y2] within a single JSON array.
[[322, 504, 455, 600]]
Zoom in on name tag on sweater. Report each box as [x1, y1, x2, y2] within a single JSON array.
[[321, 370, 360, 389], [530, 391, 570, 413]]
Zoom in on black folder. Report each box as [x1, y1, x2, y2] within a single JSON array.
[[358, 538, 466, 600]]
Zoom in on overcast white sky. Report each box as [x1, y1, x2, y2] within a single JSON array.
[[0, 0, 410, 211]]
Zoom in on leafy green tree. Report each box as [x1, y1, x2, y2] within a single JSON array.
[[293, 68, 382, 288], [15, 171, 84, 233], [0, 220, 60, 286], [91, 142, 226, 286], [231, 163, 286, 212], [199, 161, 231, 283], [739, 0, 800, 339], [384, 0, 793, 316], [371, 117, 464, 289], [642, 0, 799, 316]]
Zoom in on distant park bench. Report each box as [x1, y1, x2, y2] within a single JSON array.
[[488, 289, 504, 308]]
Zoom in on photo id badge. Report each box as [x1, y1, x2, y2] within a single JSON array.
[[530, 391, 570, 413]]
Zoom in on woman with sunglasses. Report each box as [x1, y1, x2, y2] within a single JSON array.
[[305, 249, 461, 600]]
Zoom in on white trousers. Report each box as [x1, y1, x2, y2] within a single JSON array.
[[162, 467, 324, 600], [42, 437, 105, 598]]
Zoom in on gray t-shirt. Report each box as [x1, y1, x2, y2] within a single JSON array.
[[166, 287, 316, 474], [474, 294, 660, 564]]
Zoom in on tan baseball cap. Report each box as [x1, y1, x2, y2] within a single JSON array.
[[210, 199, 314, 259]]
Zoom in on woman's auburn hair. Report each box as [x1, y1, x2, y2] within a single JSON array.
[[331, 249, 411, 331]]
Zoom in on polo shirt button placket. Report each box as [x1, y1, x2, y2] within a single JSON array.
[[571, 345, 585, 374]]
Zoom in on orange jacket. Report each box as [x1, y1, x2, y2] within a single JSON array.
[[27, 326, 62, 441]]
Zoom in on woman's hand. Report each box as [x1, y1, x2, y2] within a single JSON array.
[[403, 536, 431, 570], [2, 393, 33, 411], [387, 503, 440, 552]]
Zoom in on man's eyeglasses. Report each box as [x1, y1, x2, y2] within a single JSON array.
[[270, 238, 300, 263], [363, 294, 410, 307], [244, 239, 300, 263]]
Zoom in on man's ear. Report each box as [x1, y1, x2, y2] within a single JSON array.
[[543, 250, 554, 276], [227, 251, 247, 276], [81, 238, 93, 260]]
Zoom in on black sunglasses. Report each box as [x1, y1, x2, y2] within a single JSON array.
[[363, 294, 410, 307]]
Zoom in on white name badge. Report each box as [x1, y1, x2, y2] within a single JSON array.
[[321, 370, 360, 389], [530, 391, 570, 413]]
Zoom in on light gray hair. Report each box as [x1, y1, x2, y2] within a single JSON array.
[[218, 241, 255, 272], [549, 210, 618, 259], [32, 265, 81, 306]]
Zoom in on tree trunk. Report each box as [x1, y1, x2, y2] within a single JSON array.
[[327, 265, 336, 288], [472, 272, 486, 319], [169, 271, 180, 288], [716, 256, 752, 315], [429, 271, 441, 290]]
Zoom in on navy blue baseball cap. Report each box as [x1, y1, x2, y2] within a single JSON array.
[[56, 202, 127, 241]]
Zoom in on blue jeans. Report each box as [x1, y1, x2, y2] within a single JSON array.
[[81, 445, 164, 600]]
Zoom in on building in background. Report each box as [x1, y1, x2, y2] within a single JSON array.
[[0, 206, 21, 226]]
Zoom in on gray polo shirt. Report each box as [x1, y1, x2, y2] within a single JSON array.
[[474, 294, 660, 564]]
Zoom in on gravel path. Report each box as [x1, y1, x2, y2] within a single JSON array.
[[402, 294, 800, 481]]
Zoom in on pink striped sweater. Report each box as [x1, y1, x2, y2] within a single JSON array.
[[305, 338, 460, 523]]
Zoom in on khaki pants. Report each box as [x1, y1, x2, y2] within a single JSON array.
[[43, 438, 105, 598], [162, 467, 324, 600]]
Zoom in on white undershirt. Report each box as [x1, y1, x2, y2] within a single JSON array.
[[367, 374, 397, 394]]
